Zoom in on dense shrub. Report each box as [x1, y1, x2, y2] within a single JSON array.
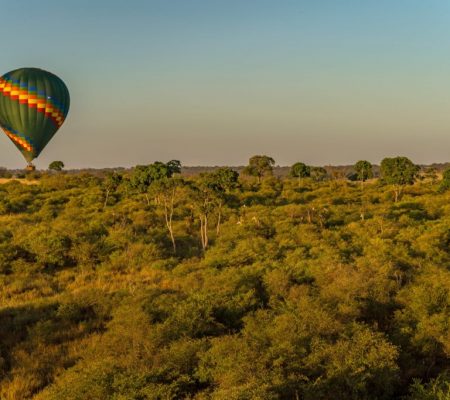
[[0, 171, 449, 399]]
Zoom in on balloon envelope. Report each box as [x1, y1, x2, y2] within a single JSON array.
[[0, 68, 70, 163]]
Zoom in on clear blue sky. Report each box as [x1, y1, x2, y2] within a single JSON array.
[[1, 0, 450, 168]]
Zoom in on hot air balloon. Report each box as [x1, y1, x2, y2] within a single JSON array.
[[0, 68, 70, 170]]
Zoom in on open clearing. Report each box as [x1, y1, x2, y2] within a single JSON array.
[[0, 178, 39, 185]]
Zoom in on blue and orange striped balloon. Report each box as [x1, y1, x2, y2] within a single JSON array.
[[0, 68, 70, 164]]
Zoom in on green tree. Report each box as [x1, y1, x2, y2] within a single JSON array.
[[380, 156, 419, 202], [407, 373, 450, 400], [48, 161, 64, 172], [129, 165, 153, 204], [290, 162, 311, 184], [146, 160, 182, 253], [209, 167, 239, 234], [103, 172, 123, 208], [150, 176, 184, 254], [311, 166, 328, 182], [212, 167, 239, 192], [128, 160, 180, 205], [190, 169, 236, 251], [243, 155, 275, 183], [439, 167, 450, 192], [354, 160, 373, 183], [147, 160, 181, 182]]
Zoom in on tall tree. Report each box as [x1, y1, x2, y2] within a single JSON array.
[[150, 177, 183, 254], [103, 172, 123, 208], [243, 155, 275, 183], [147, 160, 182, 253], [354, 160, 373, 188], [290, 162, 311, 185], [210, 167, 239, 235], [189, 168, 239, 251], [380, 156, 419, 202], [192, 177, 217, 251], [129, 161, 182, 252], [147, 160, 181, 182], [128, 160, 181, 205], [439, 167, 450, 192], [129, 165, 153, 204]]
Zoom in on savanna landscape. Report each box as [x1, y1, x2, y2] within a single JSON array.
[[0, 156, 448, 399]]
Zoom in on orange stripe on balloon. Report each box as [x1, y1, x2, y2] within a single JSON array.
[[2, 127, 34, 152], [0, 77, 66, 128]]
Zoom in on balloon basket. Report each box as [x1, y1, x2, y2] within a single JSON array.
[[26, 164, 36, 172]]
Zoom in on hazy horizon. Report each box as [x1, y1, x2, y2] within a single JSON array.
[[1, 0, 450, 169]]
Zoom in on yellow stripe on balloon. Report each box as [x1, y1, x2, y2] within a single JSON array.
[[0, 77, 66, 127]]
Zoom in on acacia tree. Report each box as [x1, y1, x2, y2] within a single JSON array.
[[243, 155, 275, 183], [129, 161, 181, 252], [151, 178, 183, 254], [147, 160, 182, 253], [191, 177, 218, 251], [210, 167, 239, 235], [188, 168, 239, 251], [49, 161, 64, 172], [380, 157, 419, 202], [290, 162, 310, 185]]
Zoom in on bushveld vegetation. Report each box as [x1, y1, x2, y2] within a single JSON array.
[[0, 156, 449, 399]]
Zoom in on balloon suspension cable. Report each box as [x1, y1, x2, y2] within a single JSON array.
[[26, 162, 36, 172]]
